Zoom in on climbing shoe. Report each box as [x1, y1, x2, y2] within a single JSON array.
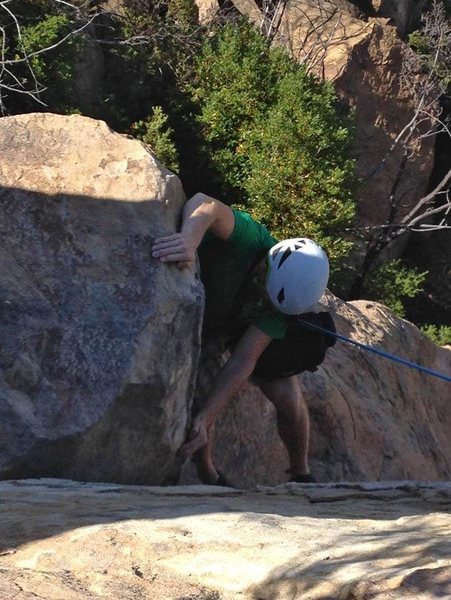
[[215, 471, 234, 487], [289, 473, 316, 484]]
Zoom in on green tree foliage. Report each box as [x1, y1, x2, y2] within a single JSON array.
[[188, 21, 356, 267], [189, 22, 282, 191], [362, 259, 428, 317], [1, 0, 87, 114], [408, 0, 451, 95], [131, 106, 180, 172], [166, 0, 199, 29], [242, 72, 356, 257], [420, 323, 451, 345], [21, 14, 84, 113], [102, 0, 200, 130], [0, 0, 200, 124]]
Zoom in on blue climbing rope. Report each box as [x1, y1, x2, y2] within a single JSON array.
[[298, 319, 451, 383]]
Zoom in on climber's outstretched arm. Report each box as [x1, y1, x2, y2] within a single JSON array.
[[152, 193, 234, 268], [179, 324, 273, 458]]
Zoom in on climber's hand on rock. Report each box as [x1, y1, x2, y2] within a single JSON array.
[[179, 415, 208, 458], [152, 233, 195, 270]]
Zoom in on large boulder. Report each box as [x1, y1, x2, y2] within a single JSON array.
[[305, 296, 451, 482], [0, 113, 203, 485], [184, 293, 451, 487]]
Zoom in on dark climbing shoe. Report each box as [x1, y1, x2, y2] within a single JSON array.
[[289, 473, 316, 484], [215, 471, 234, 487]]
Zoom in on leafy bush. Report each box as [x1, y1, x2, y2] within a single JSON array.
[[362, 259, 428, 317], [102, 0, 201, 130], [408, 0, 451, 95], [188, 21, 356, 267], [21, 13, 85, 113], [131, 106, 180, 172], [241, 71, 356, 260], [0, 0, 87, 114], [420, 324, 451, 346], [0, 0, 200, 123]]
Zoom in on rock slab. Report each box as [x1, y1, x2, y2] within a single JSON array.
[[0, 113, 203, 485], [0, 478, 450, 599]]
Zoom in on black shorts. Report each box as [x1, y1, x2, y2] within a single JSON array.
[[192, 312, 336, 411], [252, 312, 336, 380]]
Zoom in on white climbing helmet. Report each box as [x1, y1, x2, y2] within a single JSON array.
[[266, 238, 329, 314]]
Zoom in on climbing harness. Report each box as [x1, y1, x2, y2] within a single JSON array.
[[298, 319, 451, 383]]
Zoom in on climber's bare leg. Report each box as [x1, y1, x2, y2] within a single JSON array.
[[192, 422, 219, 484], [256, 376, 310, 476]]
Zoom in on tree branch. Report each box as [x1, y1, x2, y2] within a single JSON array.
[[3, 13, 98, 65], [401, 167, 451, 225]]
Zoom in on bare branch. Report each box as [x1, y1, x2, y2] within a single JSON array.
[[3, 14, 98, 65], [98, 35, 153, 47], [401, 167, 451, 225], [0, 0, 105, 114], [419, 108, 451, 139]]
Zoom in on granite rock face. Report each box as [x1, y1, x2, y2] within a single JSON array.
[[0, 478, 450, 599], [304, 295, 451, 482], [276, 1, 436, 227], [0, 113, 203, 485], [197, 293, 451, 488], [369, 0, 427, 37]]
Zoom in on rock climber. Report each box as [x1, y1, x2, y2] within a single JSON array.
[[152, 192, 334, 485]]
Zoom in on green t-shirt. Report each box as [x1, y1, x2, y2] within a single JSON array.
[[198, 209, 288, 339]]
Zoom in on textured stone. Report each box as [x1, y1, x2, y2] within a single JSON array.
[[0, 113, 203, 485], [370, 0, 427, 37], [195, 0, 220, 24], [277, 1, 435, 227], [187, 292, 451, 488], [0, 478, 450, 599]]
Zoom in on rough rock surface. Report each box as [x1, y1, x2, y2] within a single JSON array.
[[0, 113, 203, 485], [181, 292, 451, 488], [277, 1, 436, 227], [1, 478, 450, 599], [369, 0, 427, 37], [195, 0, 220, 24]]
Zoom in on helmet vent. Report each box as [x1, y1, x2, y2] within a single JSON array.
[[271, 246, 282, 261], [277, 287, 285, 304], [294, 240, 306, 249], [278, 247, 292, 269]]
